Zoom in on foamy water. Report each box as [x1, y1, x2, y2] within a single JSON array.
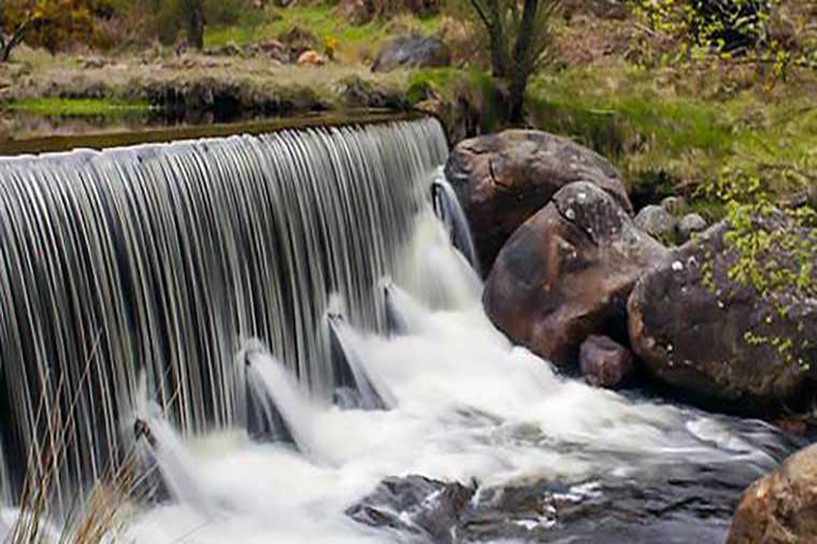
[[120, 210, 779, 544]]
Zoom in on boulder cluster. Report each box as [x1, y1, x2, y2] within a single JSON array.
[[449, 129, 817, 405], [448, 129, 817, 542]]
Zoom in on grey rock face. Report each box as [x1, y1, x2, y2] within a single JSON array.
[[678, 213, 707, 242], [635, 205, 677, 241], [371, 35, 451, 72]]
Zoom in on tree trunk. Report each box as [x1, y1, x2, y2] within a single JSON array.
[[487, 2, 508, 78], [508, 74, 527, 124], [182, 0, 205, 49], [508, 0, 539, 124]]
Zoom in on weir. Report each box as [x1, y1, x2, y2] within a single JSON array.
[[0, 118, 448, 504]]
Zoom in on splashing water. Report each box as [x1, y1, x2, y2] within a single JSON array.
[[127, 202, 785, 543], [0, 118, 794, 542]]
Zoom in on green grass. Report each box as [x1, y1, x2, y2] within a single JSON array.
[[523, 62, 817, 207], [3, 97, 152, 117], [204, 4, 443, 63]]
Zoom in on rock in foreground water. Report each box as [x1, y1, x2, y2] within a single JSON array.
[[580, 335, 634, 388], [346, 475, 473, 543], [728, 444, 817, 543], [445, 130, 633, 274], [349, 467, 764, 543], [484, 182, 666, 367]]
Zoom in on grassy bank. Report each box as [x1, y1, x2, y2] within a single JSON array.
[[205, 4, 443, 63], [3, 97, 153, 117], [409, 60, 817, 218], [527, 63, 817, 210]]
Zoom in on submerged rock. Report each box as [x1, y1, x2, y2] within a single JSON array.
[[628, 219, 817, 407], [635, 205, 677, 242], [728, 444, 817, 543], [371, 35, 451, 72], [483, 182, 666, 367], [346, 475, 474, 543], [445, 130, 633, 275], [349, 463, 779, 543], [580, 335, 634, 389]]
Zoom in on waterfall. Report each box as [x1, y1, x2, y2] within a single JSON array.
[[0, 442, 8, 507], [242, 350, 319, 458], [0, 119, 448, 504], [431, 171, 478, 270]]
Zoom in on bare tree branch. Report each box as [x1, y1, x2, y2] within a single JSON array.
[[1, 14, 32, 63], [467, 0, 492, 31]]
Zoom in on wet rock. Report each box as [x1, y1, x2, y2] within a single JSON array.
[[678, 213, 707, 242], [580, 335, 634, 388], [772, 417, 809, 436], [445, 130, 633, 275], [728, 444, 817, 543], [635, 205, 677, 242], [350, 463, 781, 543], [296, 50, 327, 66], [484, 182, 667, 367], [371, 35, 451, 72], [346, 475, 474, 543], [628, 218, 817, 407]]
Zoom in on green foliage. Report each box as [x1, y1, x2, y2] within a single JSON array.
[[1, 0, 98, 55], [630, 0, 808, 83], [635, 0, 770, 52], [698, 164, 817, 368]]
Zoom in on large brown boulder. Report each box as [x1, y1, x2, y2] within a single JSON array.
[[628, 219, 817, 406], [483, 182, 666, 367], [446, 130, 633, 275], [728, 444, 817, 543]]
